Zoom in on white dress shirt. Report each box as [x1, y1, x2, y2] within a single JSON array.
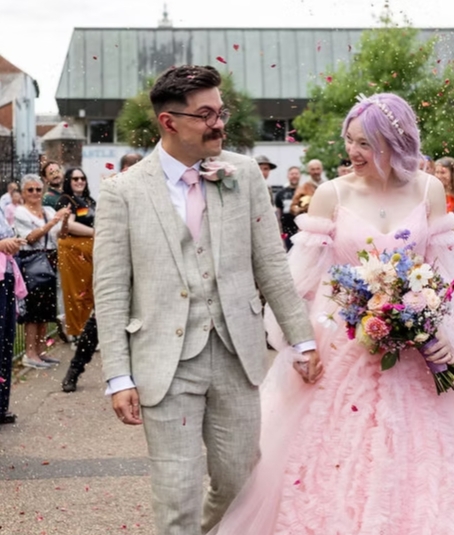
[[106, 144, 315, 395]]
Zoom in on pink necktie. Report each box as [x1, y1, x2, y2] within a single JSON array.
[[181, 168, 206, 241]]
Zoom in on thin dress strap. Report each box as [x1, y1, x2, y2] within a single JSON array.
[[423, 173, 431, 201], [331, 180, 341, 205]]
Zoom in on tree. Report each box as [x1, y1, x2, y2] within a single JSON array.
[[293, 14, 454, 177], [116, 75, 260, 153]]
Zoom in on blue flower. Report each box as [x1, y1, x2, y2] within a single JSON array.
[[394, 229, 411, 241]]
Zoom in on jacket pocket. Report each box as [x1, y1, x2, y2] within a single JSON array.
[[249, 295, 263, 315], [125, 318, 143, 334]]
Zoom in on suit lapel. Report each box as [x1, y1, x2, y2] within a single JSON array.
[[206, 179, 224, 275], [143, 150, 187, 284]]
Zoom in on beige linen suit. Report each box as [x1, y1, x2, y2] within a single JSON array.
[[93, 148, 313, 534]]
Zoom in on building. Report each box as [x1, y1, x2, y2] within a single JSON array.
[[55, 25, 454, 186]]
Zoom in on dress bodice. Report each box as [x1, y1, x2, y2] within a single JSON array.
[[333, 202, 429, 265]]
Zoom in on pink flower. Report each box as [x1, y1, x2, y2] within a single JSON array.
[[200, 160, 236, 180], [363, 316, 391, 340], [367, 292, 389, 312], [402, 291, 427, 312], [346, 325, 356, 340], [381, 303, 405, 312], [445, 281, 454, 301]]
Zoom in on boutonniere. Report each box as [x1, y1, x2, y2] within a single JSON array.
[[200, 159, 238, 204]]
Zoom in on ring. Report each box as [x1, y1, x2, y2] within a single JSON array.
[[133, 404, 139, 407]]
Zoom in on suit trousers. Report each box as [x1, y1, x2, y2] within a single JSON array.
[[141, 330, 261, 535], [0, 273, 16, 417]]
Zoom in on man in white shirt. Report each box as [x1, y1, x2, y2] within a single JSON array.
[[94, 65, 322, 535]]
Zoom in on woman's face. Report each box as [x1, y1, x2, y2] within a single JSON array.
[[345, 117, 391, 179], [22, 181, 43, 204], [435, 165, 452, 191], [70, 170, 87, 195]]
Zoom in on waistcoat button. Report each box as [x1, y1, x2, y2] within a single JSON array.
[[181, 290, 188, 298], [176, 328, 184, 337]]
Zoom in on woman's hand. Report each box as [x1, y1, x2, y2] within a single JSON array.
[[0, 237, 27, 255], [424, 332, 454, 365], [53, 205, 72, 224]]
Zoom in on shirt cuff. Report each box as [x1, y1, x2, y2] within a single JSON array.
[[105, 375, 136, 396], [293, 340, 317, 355]]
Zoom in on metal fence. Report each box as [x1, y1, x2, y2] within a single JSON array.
[[0, 132, 40, 194]]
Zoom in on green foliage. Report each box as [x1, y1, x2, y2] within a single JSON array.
[[293, 14, 454, 177], [116, 75, 259, 153]]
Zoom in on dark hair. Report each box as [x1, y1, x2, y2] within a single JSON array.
[[40, 160, 60, 179], [63, 167, 93, 200], [120, 152, 143, 171], [149, 65, 222, 115]]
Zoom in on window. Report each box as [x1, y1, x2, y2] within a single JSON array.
[[89, 120, 114, 143], [259, 120, 286, 142]]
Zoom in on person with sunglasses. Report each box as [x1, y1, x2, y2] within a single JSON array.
[[55, 168, 96, 346], [14, 174, 70, 368]]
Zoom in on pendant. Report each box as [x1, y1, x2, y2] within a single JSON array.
[[379, 208, 386, 218]]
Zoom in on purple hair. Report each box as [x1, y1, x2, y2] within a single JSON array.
[[341, 93, 421, 182]]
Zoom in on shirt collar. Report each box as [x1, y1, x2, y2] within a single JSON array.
[[158, 141, 202, 185]]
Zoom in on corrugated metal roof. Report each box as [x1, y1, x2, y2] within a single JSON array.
[[56, 27, 454, 103]]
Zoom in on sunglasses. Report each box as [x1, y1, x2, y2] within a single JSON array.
[[71, 176, 86, 182], [26, 187, 42, 193]]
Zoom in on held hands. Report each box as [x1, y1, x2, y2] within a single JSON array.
[[0, 237, 27, 255], [293, 350, 324, 384], [112, 388, 143, 425], [423, 332, 454, 365]]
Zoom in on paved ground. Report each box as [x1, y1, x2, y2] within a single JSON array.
[[0, 341, 154, 534]]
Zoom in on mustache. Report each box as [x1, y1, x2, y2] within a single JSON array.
[[202, 129, 225, 142]]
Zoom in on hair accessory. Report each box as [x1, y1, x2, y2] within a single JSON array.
[[355, 93, 404, 135]]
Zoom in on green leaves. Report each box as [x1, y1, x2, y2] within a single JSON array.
[[381, 351, 399, 371]]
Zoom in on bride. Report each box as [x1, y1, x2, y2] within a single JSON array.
[[210, 93, 454, 534]]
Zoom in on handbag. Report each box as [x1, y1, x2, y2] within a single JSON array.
[[18, 212, 56, 292]]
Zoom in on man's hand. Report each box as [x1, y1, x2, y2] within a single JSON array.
[[293, 350, 323, 384], [112, 388, 143, 425]]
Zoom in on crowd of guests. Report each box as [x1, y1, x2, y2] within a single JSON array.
[[0, 152, 143, 425]]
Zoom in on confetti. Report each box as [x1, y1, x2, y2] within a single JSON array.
[[93, 56, 98, 60], [351, 405, 358, 412], [0, 377, 5, 384], [421, 101, 430, 107], [63, 123, 68, 128], [446, 79, 451, 85], [437, 59, 441, 64], [392, 72, 398, 78], [270, 64, 277, 68], [216, 56, 227, 64], [294, 479, 301, 485], [348, 44, 352, 52], [327, 140, 335, 145], [285, 135, 296, 143], [288, 129, 296, 134], [233, 44, 240, 51], [326, 76, 333, 83], [256, 217, 261, 222], [368, 82, 377, 87], [182, 417, 186, 426], [317, 42, 321, 52], [105, 162, 114, 170]]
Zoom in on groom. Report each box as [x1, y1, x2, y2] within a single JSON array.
[[93, 65, 320, 535]]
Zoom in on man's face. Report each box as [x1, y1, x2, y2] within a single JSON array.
[[165, 87, 226, 162], [308, 162, 323, 182], [44, 163, 63, 187], [288, 167, 301, 187], [259, 163, 271, 179]]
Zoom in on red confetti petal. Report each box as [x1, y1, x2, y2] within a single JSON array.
[[326, 76, 333, 83], [270, 64, 277, 68], [63, 123, 68, 128], [233, 44, 239, 51], [437, 59, 441, 63], [256, 217, 261, 222], [41, 461, 50, 465], [182, 417, 186, 426], [105, 162, 114, 170], [294, 479, 301, 485], [93, 56, 97, 60], [285, 135, 296, 143], [281, 233, 288, 240], [351, 405, 358, 412], [445, 79, 451, 85], [216, 56, 227, 64]]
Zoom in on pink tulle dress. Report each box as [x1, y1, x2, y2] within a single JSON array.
[[210, 192, 454, 535]]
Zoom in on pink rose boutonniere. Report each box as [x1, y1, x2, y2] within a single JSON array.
[[200, 159, 238, 204]]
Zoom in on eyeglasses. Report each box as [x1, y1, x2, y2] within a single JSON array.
[[71, 176, 86, 182], [26, 187, 42, 193], [168, 108, 231, 128]]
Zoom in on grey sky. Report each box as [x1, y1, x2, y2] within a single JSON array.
[[0, 0, 450, 113]]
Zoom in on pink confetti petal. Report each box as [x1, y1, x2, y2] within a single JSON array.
[[317, 42, 321, 52], [233, 44, 239, 51], [182, 417, 186, 426], [216, 56, 227, 64], [93, 56, 98, 60], [63, 123, 68, 128], [105, 162, 114, 170], [326, 76, 333, 83], [294, 479, 301, 485], [285, 135, 296, 143], [288, 129, 296, 134], [0, 377, 5, 384], [351, 405, 358, 412], [270, 63, 277, 68]]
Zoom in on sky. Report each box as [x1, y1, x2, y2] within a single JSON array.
[[0, 0, 452, 114]]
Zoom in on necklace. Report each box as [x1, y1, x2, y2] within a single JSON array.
[[379, 208, 386, 218]]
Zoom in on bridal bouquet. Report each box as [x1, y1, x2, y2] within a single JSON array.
[[327, 229, 454, 394]]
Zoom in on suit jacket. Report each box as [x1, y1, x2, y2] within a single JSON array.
[[93, 148, 314, 406]]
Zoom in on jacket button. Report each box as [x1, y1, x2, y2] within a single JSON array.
[[202, 272, 209, 279], [181, 290, 188, 298], [197, 247, 204, 254], [207, 298, 213, 305], [176, 328, 184, 337]]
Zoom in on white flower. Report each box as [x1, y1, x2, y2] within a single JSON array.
[[317, 312, 338, 331], [422, 288, 441, 310], [356, 255, 396, 293], [414, 332, 430, 343], [408, 264, 433, 292]]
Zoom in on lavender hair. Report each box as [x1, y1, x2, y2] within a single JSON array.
[[341, 93, 421, 182]]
